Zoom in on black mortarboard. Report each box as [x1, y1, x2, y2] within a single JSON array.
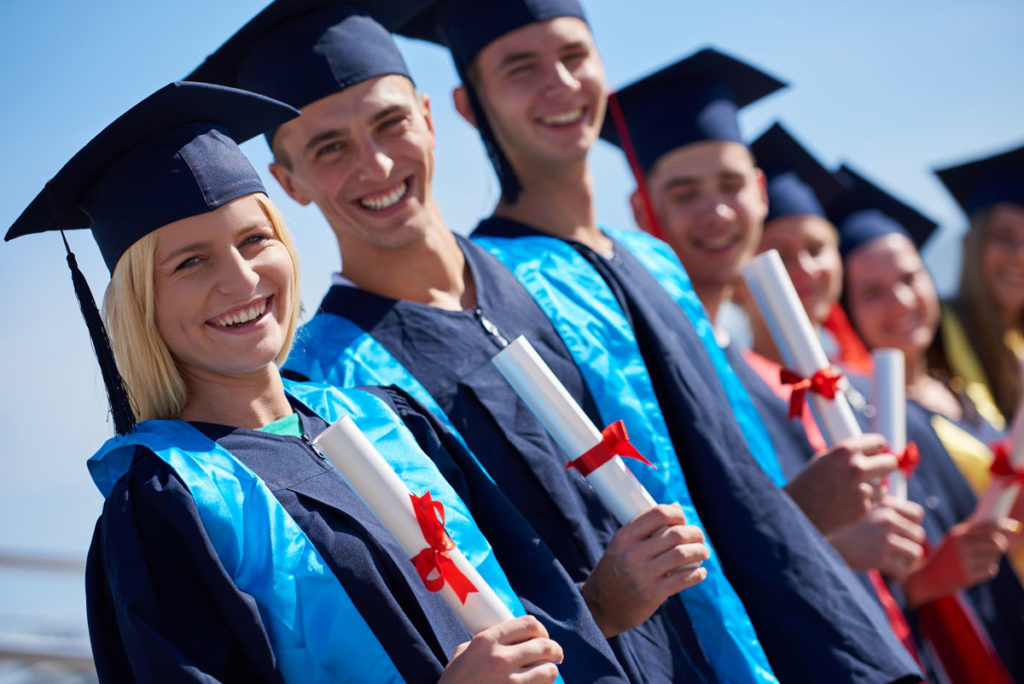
[[397, 0, 586, 69], [749, 123, 845, 223], [934, 142, 1024, 217], [5, 81, 298, 435], [830, 164, 938, 259], [188, 2, 418, 141], [601, 48, 787, 175]]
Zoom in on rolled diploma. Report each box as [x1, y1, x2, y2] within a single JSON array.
[[974, 410, 1024, 521], [742, 250, 861, 446], [872, 349, 907, 499], [314, 416, 514, 634], [492, 336, 657, 526]]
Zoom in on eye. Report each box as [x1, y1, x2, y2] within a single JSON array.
[[380, 115, 409, 133], [720, 175, 745, 194], [174, 255, 201, 273], [314, 140, 345, 160], [562, 49, 589, 67]]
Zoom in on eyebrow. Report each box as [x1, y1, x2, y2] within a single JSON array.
[[158, 222, 269, 267], [498, 51, 537, 70], [159, 240, 209, 267], [303, 128, 348, 155]]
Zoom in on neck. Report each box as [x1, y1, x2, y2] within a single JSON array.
[[178, 365, 292, 429], [494, 158, 610, 253], [696, 282, 730, 327], [903, 347, 929, 387], [335, 205, 475, 311]]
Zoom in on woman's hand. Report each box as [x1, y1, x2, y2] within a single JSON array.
[[439, 616, 563, 684], [903, 517, 1017, 608], [580, 504, 709, 637]]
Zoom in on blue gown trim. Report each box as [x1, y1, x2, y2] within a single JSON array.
[[601, 224, 786, 487], [88, 383, 528, 683], [473, 233, 778, 684]]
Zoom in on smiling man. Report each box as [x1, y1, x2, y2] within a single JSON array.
[[398, 2, 924, 680], [189, 4, 727, 682]]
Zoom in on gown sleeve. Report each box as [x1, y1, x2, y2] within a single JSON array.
[[86, 447, 283, 684]]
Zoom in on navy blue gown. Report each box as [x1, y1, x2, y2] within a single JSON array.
[[472, 218, 922, 684], [86, 387, 628, 683]]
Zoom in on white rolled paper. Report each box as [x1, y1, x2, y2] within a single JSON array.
[[872, 349, 908, 500], [742, 250, 862, 446], [974, 407, 1024, 522], [314, 416, 514, 634], [491, 336, 658, 526]]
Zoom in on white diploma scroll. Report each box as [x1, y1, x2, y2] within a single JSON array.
[[491, 336, 658, 526], [974, 412, 1024, 522], [872, 349, 908, 500], [742, 250, 862, 446], [314, 416, 514, 634]]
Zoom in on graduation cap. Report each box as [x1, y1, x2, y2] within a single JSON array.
[[188, 2, 421, 141], [5, 81, 299, 435], [934, 142, 1024, 217], [829, 164, 939, 259], [749, 123, 845, 223], [601, 48, 787, 176]]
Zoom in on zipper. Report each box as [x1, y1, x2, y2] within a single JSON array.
[[473, 307, 509, 348], [301, 431, 328, 461]]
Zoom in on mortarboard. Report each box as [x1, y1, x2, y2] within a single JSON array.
[[749, 122, 845, 223], [934, 142, 1024, 217], [829, 164, 938, 259], [601, 48, 787, 175], [5, 81, 299, 434], [188, 2, 420, 142]]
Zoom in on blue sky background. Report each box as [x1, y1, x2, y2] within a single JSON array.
[[1, 0, 1021, 632]]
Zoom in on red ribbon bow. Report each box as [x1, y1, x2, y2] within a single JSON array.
[[409, 492, 478, 604], [779, 366, 844, 420], [896, 442, 921, 477], [989, 441, 1024, 483], [567, 420, 656, 477]]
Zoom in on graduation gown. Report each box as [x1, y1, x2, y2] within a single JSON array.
[[86, 383, 626, 683], [470, 217, 922, 684], [285, 238, 718, 684]]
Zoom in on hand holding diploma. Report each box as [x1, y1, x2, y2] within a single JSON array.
[[492, 336, 708, 636], [975, 410, 1024, 522]]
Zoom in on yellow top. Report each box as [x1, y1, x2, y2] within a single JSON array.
[[939, 307, 1006, 431]]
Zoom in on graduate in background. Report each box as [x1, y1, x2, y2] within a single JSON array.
[[834, 163, 1024, 681], [189, 5, 717, 682], [931, 143, 1024, 430], [406, 2, 922, 680], [4, 80, 595, 683]]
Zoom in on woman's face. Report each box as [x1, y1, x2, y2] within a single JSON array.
[[980, 202, 1024, 323], [757, 214, 842, 326], [152, 195, 295, 382], [844, 232, 939, 357]]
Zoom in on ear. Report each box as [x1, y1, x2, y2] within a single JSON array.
[[630, 188, 652, 233], [419, 90, 435, 135], [453, 85, 477, 129], [753, 166, 769, 221], [269, 162, 312, 207]]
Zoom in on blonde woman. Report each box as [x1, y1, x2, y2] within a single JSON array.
[[6, 82, 634, 683]]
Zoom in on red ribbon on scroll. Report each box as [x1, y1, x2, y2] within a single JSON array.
[[567, 420, 655, 477], [409, 492, 478, 604], [779, 366, 843, 420], [990, 441, 1024, 483], [896, 442, 920, 477]]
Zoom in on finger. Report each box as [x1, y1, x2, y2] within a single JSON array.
[[649, 541, 710, 577], [511, 662, 560, 684], [505, 637, 564, 670], [883, 533, 926, 570], [883, 509, 928, 545], [855, 452, 899, 482], [491, 616, 549, 645], [641, 523, 706, 559], [620, 504, 689, 541], [855, 432, 891, 454], [881, 496, 925, 524], [657, 565, 708, 596]]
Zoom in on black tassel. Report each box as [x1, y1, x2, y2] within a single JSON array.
[[60, 231, 136, 435], [461, 76, 523, 205]]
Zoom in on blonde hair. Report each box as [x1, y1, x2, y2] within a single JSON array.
[[101, 193, 302, 422]]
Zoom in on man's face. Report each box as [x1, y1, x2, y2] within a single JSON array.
[[467, 16, 606, 174], [642, 140, 767, 291], [270, 75, 436, 250]]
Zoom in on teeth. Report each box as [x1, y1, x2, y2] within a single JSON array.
[[216, 299, 266, 327], [359, 181, 408, 211], [699, 235, 737, 250], [541, 108, 583, 125]]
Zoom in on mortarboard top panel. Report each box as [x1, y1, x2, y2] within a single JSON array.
[[935, 142, 1024, 217], [830, 164, 938, 259], [5, 81, 298, 273], [750, 122, 845, 223], [600, 47, 787, 175]]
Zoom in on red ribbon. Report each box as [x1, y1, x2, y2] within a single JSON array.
[[409, 492, 478, 604], [779, 366, 844, 420], [567, 420, 655, 477], [896, 442, 921, 477], [989, 441, 1024, 483]]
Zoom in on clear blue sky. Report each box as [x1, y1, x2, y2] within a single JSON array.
[[1, 0, 1021, 629]]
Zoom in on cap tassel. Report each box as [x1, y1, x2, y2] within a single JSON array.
[[461, 75, 523, 204], [606, 91, 664, 240], [60, 231, 136, 435]]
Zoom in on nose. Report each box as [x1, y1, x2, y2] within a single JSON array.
[[794, 250, 817, 278], [545, 60, 580, 94], [357, 138, 395, 182], [706, 199, 736, 226], [890, 281, 916, 310], [217, 247, 260, 296]]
